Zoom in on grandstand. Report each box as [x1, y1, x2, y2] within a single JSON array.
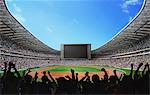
[[0, 0, 149, 94], [0, 0, 149, 69]]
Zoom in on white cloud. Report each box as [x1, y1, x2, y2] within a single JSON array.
[[120, 0, 141, 13], [47, 27, 53, 33], [12, 3, 26, 23], [13, 3, 22, 12], [129, 16, 133, 22]]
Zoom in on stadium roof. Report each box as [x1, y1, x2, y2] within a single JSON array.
[[0, 0, 150, 55]]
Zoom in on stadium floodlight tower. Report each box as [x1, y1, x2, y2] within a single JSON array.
[[61, 44, 91, 60]]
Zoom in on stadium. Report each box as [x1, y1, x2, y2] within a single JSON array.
[[0, 0, 150, 94]]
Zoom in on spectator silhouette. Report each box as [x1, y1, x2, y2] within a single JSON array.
[[2, 62, 21, 94], [0, 62, 149, 95], [37, 71, 53, 95], [20, 69, 34, 95]]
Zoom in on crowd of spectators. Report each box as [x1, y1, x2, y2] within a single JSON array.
[[93, 36, 150, 56], [0, 35, 58, 58], [0, 30, 150, 70], [92, 54, 150, 69], [0, 62, 149, 95], [112, 36, 150, 54], [0, 35, 59, 70], [0, 56, 51, 70], [0, 54, 149, 70]]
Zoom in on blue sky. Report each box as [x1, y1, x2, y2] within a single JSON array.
[[6, 0, 144, 50]]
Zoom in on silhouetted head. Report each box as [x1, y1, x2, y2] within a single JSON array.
[[56, 77, 66, 86], [41, 76, 49, 83], [109, 75, 117, 84], [4, 62, 7, 65], [43, 71, 46, 75], [24, 75, 32, 83], [92, 74, 99, 83], [104, 74, 108, 80]]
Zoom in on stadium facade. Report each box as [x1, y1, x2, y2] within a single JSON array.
[[0, 0, 150, 69]]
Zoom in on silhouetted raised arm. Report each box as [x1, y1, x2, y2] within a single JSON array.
[[142, 63, 147, 76], [65, 75, 72, 80], [48, 71, 55, 82], [76, 73, 78, 82], [101, 68, 108, 80], [79, 72, 89, 83], [134, 63, 143, 79], [2, 62, 7, 79], [119, 74, 123, 81], [25, 69, 31, 76], [146, 63, 149, 73], [33, 72, 38, 82], [71, 69, 75, 80], [86, 75, 90, 83], [6, 62, 12, 75], [11, 63, 21, 78], [143, 63, 150, 76], [129, 64, 134, 79], [113, 70, 120, 82]]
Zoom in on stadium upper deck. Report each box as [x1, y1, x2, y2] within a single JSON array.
[[93, 0, 150, 56], [0, 0, 59, 54], [0, 0, 150, 58]]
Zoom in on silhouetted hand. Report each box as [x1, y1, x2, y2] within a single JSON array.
[[145, 63, 149, 67], [76, 73, 78, 81], [4, 62, 7, 67], [86, 76, 90, 82], [48, 71, 50, 74], [71, 69, 74, 73], [35, 72, 38, 76], [101, 68, 106, 71], [65, 75, 70, 78], [85, 72, 89, 76], [123, 73, 126, 76], [76, 73, 78, 76], [9, 62, 12, 67], [34, 72, 38, 81], [28, 69, 31, 73], [113, 70, 116, 74], [26, 69, 31, 74], [139, 63, 143, 67]]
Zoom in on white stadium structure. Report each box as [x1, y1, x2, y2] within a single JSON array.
[[0, 0, 150, 69]]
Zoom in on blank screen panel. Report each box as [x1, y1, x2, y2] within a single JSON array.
[[64, 45, 87, 58]]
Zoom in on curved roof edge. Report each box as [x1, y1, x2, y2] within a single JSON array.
[[93, 0, 150, 55], [0, 0, 60, 54]]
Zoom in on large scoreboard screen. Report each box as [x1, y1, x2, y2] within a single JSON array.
[[61, 44, 91, 59]]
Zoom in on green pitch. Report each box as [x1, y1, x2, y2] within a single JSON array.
[[46, 65, 101, 72], [0, 65, 134, 77]]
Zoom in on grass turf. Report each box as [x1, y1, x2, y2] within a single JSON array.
[[0, 65, 133, 77], [46, 65, 101, 72]]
